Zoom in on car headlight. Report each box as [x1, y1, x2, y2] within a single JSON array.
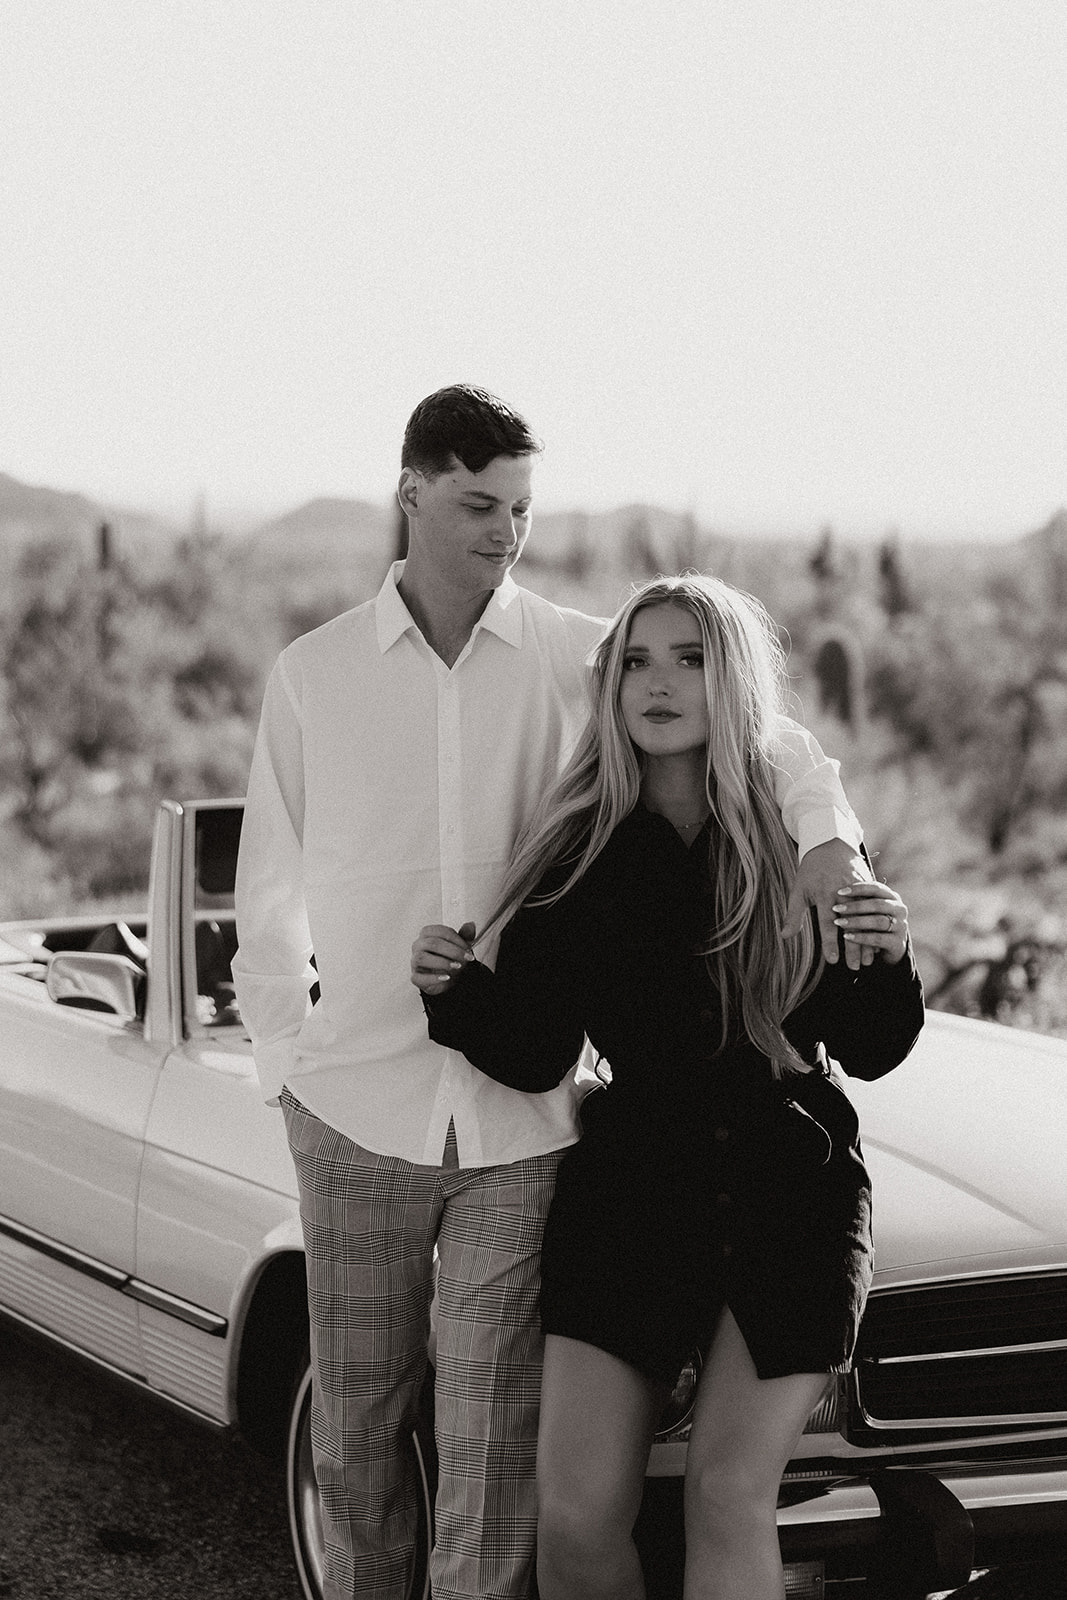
[[801, 1372, 843, 1434], [653, 1357, 842, 1443], [654, 1351, 702, 1441]]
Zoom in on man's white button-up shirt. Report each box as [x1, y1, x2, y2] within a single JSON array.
[[233, 563, 861, 1168]]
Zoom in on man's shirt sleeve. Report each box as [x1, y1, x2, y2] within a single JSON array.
[[232, 654, 316, 1103], [771, 717, 864, 858]]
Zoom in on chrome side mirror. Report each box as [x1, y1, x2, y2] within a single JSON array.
[[46, 952, 144, 1020]]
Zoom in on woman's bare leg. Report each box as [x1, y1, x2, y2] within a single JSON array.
[[682, 1309, 829, 1600], [536, 1334, 670, 1600]]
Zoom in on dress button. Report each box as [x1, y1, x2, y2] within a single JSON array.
[[721, 1242, 733, 1257], [713, 1126, 731, 1143], [716, 1191, 732, 1207]]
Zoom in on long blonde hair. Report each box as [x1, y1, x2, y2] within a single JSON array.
[[485, 574, 821, 1076]]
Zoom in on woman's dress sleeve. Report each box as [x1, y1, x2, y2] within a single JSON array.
[[788, 935, 925, 1081], [422, 894, 588, 1093]]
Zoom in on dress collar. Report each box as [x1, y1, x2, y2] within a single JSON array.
[[630, 799, 712, 849]]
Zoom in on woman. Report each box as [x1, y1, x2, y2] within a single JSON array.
[[411, 575, 923, 1600]]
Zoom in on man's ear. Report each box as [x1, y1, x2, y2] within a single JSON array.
[[397, 467, 419, 517]]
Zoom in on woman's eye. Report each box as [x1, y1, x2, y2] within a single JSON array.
[[622, 657, 645, 671], [680, 652, 704, 667]]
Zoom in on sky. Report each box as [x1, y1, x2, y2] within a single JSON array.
[[1, 1, 1065, 541]]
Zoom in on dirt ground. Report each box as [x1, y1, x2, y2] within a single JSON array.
[[0, 1321, 302, 1600]]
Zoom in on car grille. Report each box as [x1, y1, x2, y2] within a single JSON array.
[[852, 1270, 1067, 1433]]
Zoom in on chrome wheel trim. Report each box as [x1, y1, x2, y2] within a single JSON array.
[[285, 1360, 433, 1600]]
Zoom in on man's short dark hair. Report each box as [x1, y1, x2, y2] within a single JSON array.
[[401, 385, 543, 478]]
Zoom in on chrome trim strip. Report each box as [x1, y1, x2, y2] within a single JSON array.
[[942, 1465, 1067, 1512], [122, 1278, 227, 1336], [0, 1215, 127, 1288], [855, 1394, 1067, 1432], [775, 1480, 881, 1525], [870, 1264, 1067, 1294], [0, 1302, 229, 1431], [870, 1337, 1067, 1364], [0, 1213, 228, 1338]]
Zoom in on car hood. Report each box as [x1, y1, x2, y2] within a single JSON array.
[[844, 1009, 1067, 1281]]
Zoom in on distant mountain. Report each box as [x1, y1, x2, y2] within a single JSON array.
[[1021, 507, 1067, 559], [237, 496, 407, 614], [4, 468, 1056, 603], [0, 471, 180, 574], [0, 472, 105, 544], [243, 496, 706, 571], [530, 503, 710, 570], [244, 496, 401, 568]]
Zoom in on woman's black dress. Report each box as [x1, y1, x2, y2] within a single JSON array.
[[425, 805, 925, 1386]]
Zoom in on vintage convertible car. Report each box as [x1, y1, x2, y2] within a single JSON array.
[[1, 798, 1066, 1599]]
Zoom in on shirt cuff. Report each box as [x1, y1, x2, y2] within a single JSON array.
[[795, 805, 864, 859], [250, 1033, 300, 1105]]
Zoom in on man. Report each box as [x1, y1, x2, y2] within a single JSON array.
[[233, 385, 867, 1600]]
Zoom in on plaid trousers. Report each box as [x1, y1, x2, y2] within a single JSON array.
[[282, 1090, 563, 1600]]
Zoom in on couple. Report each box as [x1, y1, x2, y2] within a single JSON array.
[[233, 385, 924, 1600]]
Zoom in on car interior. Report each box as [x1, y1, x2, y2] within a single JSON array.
[[0, 807, 245, 1027]]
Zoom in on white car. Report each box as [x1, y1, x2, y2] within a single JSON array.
[[1, 798, 1065, 1599]]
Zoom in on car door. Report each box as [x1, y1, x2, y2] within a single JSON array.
[[0, 971, 166, 1372]]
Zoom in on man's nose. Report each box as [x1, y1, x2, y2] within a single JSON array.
[[488, 517, 518, 548]]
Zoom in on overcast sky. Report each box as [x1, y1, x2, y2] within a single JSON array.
[[2, 1, 1064, 540]]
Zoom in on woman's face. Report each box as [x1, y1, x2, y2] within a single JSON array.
[[618, 602, 710, 758]]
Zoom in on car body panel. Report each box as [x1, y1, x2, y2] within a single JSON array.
[[134, 1043, 302, 1417], [0, 981, 164, 1274], [849, 1012, 1067, 1278], [0, 1225, 145, 1375]]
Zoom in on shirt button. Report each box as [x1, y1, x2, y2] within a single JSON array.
[[716, 1191, 732, 1207], [713, 1126, 731, 1143], [721, 1242, 733, 1257]]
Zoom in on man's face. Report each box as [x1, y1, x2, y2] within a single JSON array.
[[401, 453, 534, 599]]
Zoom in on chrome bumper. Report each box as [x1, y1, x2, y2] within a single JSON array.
[[649, 1441, 1067, 1545], [777, 1462, 1067, 1531]]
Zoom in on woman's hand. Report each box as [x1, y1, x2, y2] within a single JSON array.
[[410, 922, 477, 994], [832, 883, 909, 965]]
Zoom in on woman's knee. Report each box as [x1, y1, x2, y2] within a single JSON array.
[[685, 1455, 778, 1535], [538, 1479, 630, 1566]]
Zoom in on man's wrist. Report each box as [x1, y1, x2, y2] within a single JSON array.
[[796, 808, 864, 860]]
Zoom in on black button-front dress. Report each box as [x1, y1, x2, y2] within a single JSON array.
[[425, 805, 925, 1386]]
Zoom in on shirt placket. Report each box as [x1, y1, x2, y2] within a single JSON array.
[[437, 670, 465, 921], [436, 664, 467, 1126]]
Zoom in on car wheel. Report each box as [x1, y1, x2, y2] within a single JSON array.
[[285, 1354, 435, 1600]]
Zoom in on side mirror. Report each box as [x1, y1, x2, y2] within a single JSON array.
[[46, 952, 144, 1020]]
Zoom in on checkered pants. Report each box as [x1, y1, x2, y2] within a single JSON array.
[[282, 1090, 563, 1600]]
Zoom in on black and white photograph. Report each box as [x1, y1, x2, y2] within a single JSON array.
[[2, 4, 1066, 1597]]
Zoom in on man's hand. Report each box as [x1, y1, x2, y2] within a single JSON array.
[[781, 839, 873, 969]]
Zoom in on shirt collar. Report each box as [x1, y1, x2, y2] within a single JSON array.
[[477, 573, 524, 647], [374, 561, 524, 654], [374, 563, 416, 652]]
